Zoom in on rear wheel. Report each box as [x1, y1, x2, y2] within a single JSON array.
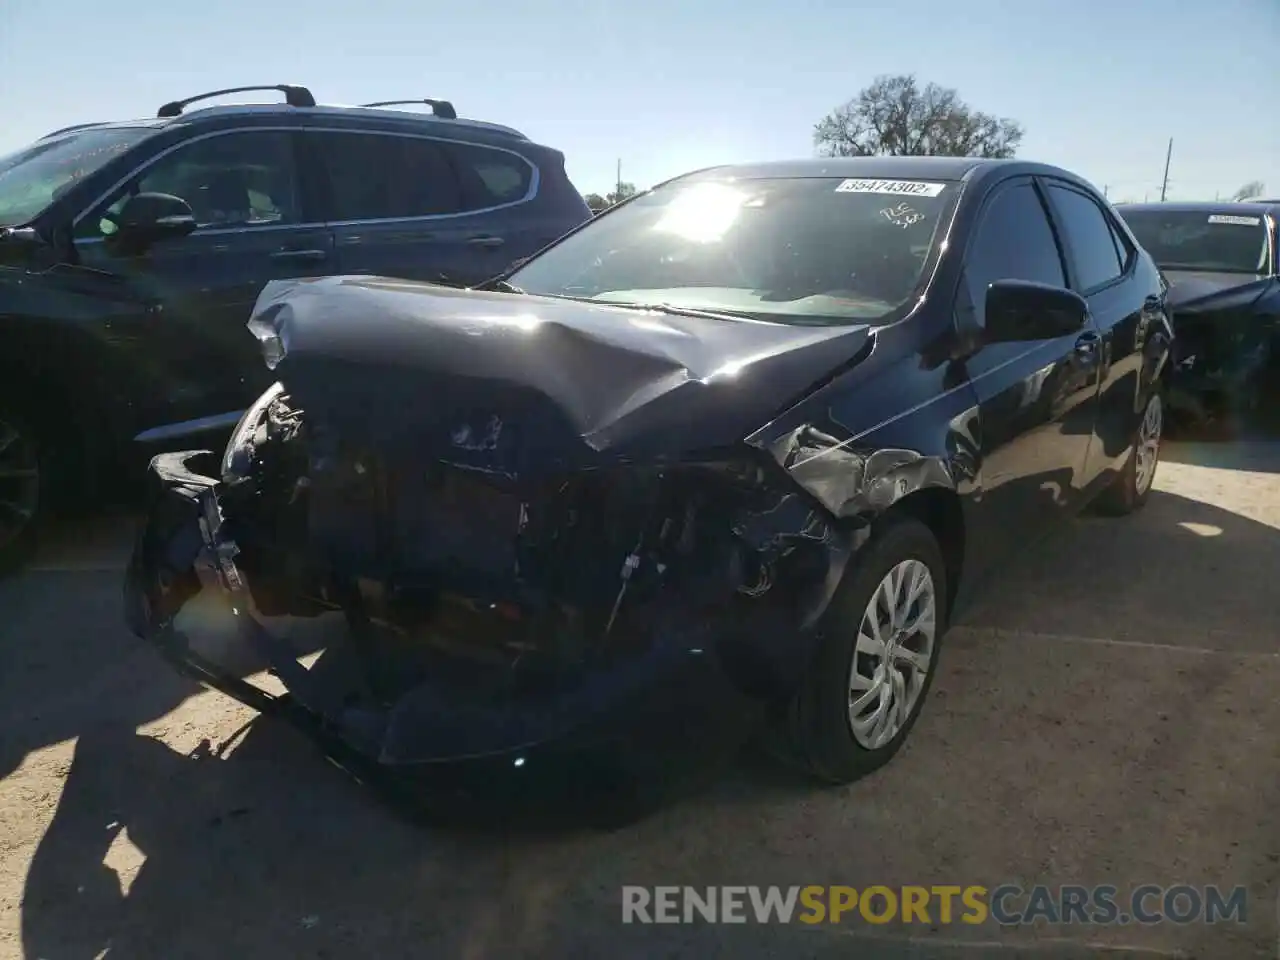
[[782, 516, 948, 784], [0, 403, 44, 573], [1096, 390, 1162, 516]]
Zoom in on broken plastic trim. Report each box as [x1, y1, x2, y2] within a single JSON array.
[[221, 382, 286, 482]]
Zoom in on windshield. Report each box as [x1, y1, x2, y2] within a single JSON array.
[[0, 127, 152, 227], [509, 176, 958, 325], [1119, 209, 1271, 275]]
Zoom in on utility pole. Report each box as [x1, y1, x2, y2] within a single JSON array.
[[615, 158, 622, 202], [1159, 138, 1173, 202], [1103, 185, 1109, 199]]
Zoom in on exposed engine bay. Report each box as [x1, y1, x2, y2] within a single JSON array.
[[211, 386, 851, 761]]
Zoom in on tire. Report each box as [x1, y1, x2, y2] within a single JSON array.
[[1095, 390, 1163, 516], [782, 515, 949, 785], [0, 402, 46, 574]]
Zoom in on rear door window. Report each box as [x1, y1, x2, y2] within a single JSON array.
[[1045, 184, 1125, 292], [315, 131, 463, 221]]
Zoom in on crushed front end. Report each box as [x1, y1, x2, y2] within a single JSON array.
[[124, 384, 852, 812]]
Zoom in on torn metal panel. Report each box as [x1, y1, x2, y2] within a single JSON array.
[[247, 276, 873, 470], [154, 369, 854, 766]]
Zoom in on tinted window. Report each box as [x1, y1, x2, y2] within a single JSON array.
[[1047, 185, 1124, 291], [319, 132, 462, 220], [1118, 208, 1269, 274], [510, 177, 958, 326], [448, 141, 533, 209], [78, 130, 300, 238], [965, 182, 1065, 318]]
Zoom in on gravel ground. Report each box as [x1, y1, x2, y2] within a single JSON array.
[[1, 439, 1278, 960]]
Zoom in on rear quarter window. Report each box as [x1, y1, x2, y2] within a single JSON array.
[[447, 141, 533, 210]]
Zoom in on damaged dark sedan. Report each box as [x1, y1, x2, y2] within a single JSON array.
[[125, 158, 1172, 817], [1117, 201, 1280, 428]]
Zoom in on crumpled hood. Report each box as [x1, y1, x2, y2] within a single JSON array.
[[248, 276, 873, 473], [1164, 270, 1272, 313]]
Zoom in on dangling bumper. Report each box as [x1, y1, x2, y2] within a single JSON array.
[[122, 451, 767, 813]]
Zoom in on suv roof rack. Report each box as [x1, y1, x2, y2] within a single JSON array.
[[158, 84, 316, 118], [361, 98, 458, 120]]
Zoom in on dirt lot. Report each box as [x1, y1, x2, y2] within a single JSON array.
[[2, 439, 1278, 960]]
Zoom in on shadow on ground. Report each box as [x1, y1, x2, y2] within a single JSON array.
[[16, 477, 1280, 959], [956, 485, 1280, 651]]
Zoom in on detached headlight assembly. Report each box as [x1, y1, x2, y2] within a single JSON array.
[[221, 382, 286, 483]]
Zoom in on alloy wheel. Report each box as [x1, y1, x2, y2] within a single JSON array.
[[1134, 393, 1163, 496], [848, 558, 938, 750], [0, 415, 40, 554]]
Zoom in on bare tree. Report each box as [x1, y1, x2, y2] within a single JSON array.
[[814, 74, 1024, 159], [606, 182, 637, 205], [1231, 180, 1265, 202]]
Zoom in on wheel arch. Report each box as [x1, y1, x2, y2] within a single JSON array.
[[872, 485, 965, 620]]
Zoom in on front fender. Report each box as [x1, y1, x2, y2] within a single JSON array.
[[745, 351, 980, 524]]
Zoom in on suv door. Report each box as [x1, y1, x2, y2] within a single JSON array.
[[74, 128, 335, 427], [310, 129, 532, 287], [959, 178, 1103, 577], [1041, 180, 1150, 485]]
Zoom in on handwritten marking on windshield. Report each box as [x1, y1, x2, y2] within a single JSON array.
[[880, 203, 925, 228]]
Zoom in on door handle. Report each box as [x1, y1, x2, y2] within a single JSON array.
[[1074, 331, 1101, 364], [466, 235, 505, 249], [270, 248, 329, 262]]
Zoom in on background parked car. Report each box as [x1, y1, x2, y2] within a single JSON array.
[[0, 84, 592, 567], [125, 157, 1172, 819], [1116, 201, 1280, 430]]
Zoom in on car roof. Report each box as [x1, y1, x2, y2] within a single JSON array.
[[1116, 200, 1280, 218], [40, 102, 529, 144], [668, 156, 1096, 189]]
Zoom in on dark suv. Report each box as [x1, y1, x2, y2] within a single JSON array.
[[0, 84, 591, 564]]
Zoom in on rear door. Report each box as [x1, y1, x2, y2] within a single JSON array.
[[74, 128, 335, 424], [959, 178, 1102, 578], [309, 129, 533, 286], [1041, 180, 1149, 485]]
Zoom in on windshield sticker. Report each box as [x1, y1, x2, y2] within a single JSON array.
[[880, 202, 926, 228], [1207, 214, 1261, 226], [835, 178, 946, 198]]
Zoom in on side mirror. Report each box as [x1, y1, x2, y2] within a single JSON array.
[[984, 279, 1088, 343], [111, 192, 197, 254]]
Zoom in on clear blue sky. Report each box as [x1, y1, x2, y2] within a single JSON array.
[[1, 0, 1276, 203]]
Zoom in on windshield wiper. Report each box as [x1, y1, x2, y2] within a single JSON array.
[[488, 279, 525, 294], [590, 299, 763, 323]]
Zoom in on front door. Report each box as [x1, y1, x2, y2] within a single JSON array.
[[74, 128, 335, 429], [958, 178, 1102, 579]]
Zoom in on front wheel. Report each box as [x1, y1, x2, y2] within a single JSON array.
[[782, 516, 948, 784], [1096, 390, 1163, 516]]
